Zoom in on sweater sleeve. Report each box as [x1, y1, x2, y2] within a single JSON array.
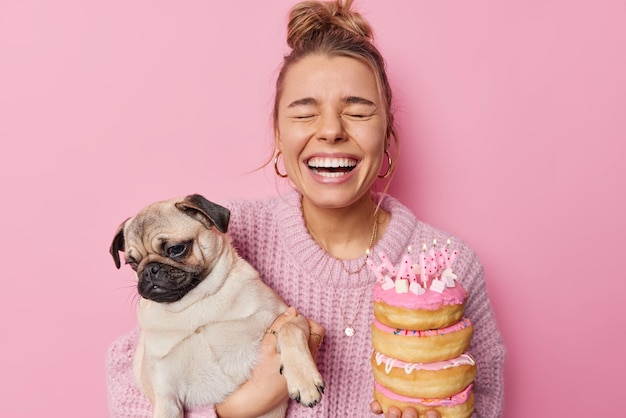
[[461, 252, 506, 418], [105, 329, 218, 418]]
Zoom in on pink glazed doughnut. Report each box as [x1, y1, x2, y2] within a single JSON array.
[[372, 280, 467, 331], [374, 382, 475, 418], [371, 318, 473, 364]]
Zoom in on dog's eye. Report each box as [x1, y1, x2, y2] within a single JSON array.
[[166, 243, 188, 258]]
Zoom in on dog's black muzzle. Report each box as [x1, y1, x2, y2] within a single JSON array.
[[138, 262, 202, 303]]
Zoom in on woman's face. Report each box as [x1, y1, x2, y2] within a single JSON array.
[[276, 54, 388, 210]]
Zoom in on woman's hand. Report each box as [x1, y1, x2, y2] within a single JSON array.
[[215, 307, 325, 418], [369, 401, 441, 418]]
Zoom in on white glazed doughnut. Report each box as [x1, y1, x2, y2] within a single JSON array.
[[371, 352, 476, 399]]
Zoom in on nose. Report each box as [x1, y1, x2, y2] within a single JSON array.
[[316, 113, 345, 143], [142, 262, 162, 280]]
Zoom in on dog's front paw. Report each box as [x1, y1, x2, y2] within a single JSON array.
[[281, 363, 325, 407]]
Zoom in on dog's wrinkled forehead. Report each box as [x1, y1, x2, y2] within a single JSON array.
[[126, 203, 195, 248], [129, 204, 165, 233], [129, 208, 168, 237]]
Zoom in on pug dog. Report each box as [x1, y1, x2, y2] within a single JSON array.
[[110, 194, 324, 418]]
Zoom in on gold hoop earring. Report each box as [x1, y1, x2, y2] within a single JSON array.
[[274, 151, 288, 178], [378, 149, 393, 179]]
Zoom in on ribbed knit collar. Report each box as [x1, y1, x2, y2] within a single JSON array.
[[277, 189, 420, 290]]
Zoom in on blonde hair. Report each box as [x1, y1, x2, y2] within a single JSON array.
[[272, 0, 398, 182]]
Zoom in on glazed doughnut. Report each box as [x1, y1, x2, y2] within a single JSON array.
[[371, 352, 476, 399], [373, 300, 465, 331], [371, 318, 473, 364], [374, 382, 475, 418]]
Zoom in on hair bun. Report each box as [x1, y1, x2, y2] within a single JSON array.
[[287, 0, 373, 50]]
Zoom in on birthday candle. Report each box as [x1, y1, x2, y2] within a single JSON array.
[[448, 249, 458, 267], [411, 263, 420, 281], [377, 251, 396, 276], [427, 245, 437, 263], [441, 247, 450, 268], [427, 263, 439, 277], [442, 248, 458, 269], [396, 256, 407, 279], [437, 249, 447, 268], [429, 238, 445, 294], [406, 246, 417, 281], [419, 244, 428, 286], [407, 263, 417, 281], [443, 238, 458, 268], [381, 273, 396, 290], [397, 253, 415, 280], [367, 258, 385, 284]]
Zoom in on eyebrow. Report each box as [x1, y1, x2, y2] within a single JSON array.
[[344, 96, 376, 106], [287, 97, 318, 108], [286, 96, 377, 108]]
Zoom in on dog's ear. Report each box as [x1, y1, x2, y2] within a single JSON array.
[[110, 219, 129, 269], [175, 194, 230, 233]]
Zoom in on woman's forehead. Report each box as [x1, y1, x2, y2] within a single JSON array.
[[279, 54, 380, 105]]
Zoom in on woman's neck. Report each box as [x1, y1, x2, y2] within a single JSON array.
[[301, 194, 389, 260]]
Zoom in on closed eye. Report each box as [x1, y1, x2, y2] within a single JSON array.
[[343, 112, 373, 120]]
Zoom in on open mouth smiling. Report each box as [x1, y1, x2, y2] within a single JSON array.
[[306, 157, 357, 178]]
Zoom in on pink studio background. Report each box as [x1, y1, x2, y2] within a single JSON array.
[[1, 0, 624, 416]]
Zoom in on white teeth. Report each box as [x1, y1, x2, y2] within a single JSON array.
[[307, 157, 357, 168], [318, 171, 346, 178]]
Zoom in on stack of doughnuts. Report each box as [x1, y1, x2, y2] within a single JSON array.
[[367, 243, 476, 418]]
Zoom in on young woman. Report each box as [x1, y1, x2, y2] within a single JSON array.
[[107, 1, 505, 417]]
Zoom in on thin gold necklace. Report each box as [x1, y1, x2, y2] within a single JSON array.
[[304, 206, 380, 336], [337, 210, 378, 336], [304, 207, 379, 273], [339, 210, 378, 275]]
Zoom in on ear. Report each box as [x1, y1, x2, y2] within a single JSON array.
[[275, 130, 282, 150], [175, 194, 230, 233], [109, 219, 129, 269]]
